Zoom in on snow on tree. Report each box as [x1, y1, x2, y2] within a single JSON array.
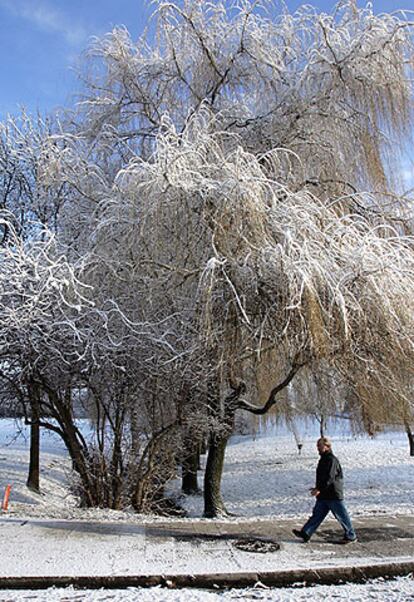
[[95, 106, 414, 515], [2, 0, 414, 516], [72, 0, 414, 516]]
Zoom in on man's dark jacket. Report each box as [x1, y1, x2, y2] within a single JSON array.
[[316, 450, 344, 500]]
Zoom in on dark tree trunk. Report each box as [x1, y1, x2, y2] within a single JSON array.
[[202, 381, 245, 518], [319, 415, 326, 438], [26, 381, 41, 492], [203, 434, 230, 517], [201, 364, 302, 519], [62, 415, 95, 506], [110, 428, 124, 509], [405, 421, 414, 457], [182, 443, 200, 495], [45, 386, 97, 507]]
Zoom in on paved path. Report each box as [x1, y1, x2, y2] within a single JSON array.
[[1, 514, 414, 588]]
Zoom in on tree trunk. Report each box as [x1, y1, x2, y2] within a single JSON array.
[[46, 387, 97, 507], [203, 434, 230, 517], [182, 442, 200, 495], [319, 415, 326, 438], [405, 421, 414, 457], [110, 430, 124, 509], [62, 418, 95, 507], [202, 380, 244, 518], [26, 381, 41, 492]]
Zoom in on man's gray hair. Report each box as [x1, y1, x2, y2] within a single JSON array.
[[318, 436, 332, 449]]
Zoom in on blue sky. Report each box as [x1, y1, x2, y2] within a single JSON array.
[[0, 0, 412, 120], [0, 0, 152, 119]]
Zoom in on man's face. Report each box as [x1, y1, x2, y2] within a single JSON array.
[[317, 440, 327, 455]]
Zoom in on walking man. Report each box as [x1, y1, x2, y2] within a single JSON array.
[[293, 437, 357, 544]]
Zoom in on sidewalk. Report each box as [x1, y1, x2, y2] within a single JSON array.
[[1, 514, 414, 589]]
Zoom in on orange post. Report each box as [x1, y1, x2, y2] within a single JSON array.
[[2, 484, 11, 511]]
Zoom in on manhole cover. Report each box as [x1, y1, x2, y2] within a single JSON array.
[[233, 538, 280, 553]]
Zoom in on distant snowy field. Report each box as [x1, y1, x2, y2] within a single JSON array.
[[1, 419, 414, 601]]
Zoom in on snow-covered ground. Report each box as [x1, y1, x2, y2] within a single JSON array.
[[0, 576, 413, 602], [182, 428, 414, 520], [1, 418, 413, 522], [0, 419, 414, 601]]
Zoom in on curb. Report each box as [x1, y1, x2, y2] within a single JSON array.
[[0, 561, 413, 590]]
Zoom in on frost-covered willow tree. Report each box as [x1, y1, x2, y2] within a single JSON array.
[[94, 111, 414, 515], [73, 0, 414, 516]]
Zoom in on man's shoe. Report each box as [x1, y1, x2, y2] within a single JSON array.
[[339, 537, 358, 544], [292, 528, 310, 542]]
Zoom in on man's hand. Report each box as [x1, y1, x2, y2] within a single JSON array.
[[310, 488, 320, 497]]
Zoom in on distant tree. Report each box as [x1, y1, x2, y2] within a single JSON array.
[[405, 422, 414, 457]]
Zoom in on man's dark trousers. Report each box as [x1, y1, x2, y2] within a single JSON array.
[[302, 498, 356, 540]]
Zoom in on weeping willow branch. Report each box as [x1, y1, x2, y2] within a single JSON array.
[[236, 361, 305, 415]]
